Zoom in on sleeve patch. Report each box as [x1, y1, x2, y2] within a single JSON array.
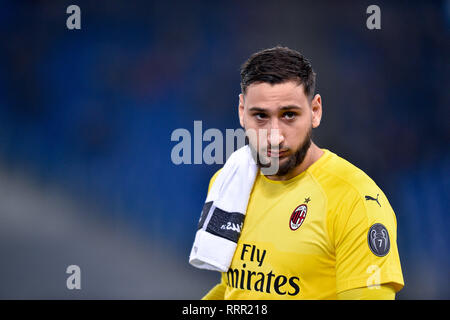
[[367, 223, 390, 257]]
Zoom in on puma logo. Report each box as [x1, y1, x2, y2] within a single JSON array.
[[365, 194, 381, 207]]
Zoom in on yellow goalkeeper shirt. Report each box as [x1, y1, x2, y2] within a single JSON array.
[[205, 149, 404, 299]]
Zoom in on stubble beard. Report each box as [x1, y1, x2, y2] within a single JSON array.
[[248, 127, 312, 177]]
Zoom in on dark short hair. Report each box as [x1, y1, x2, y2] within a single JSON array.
[[240, 46, 316, 100]]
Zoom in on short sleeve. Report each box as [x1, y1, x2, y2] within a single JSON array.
[[202, 281, 226, 300], [333, 190, 404, 294]]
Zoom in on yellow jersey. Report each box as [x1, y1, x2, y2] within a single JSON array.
[[206, 149, 404, 299]]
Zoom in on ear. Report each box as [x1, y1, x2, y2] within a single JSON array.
[[311, 94, 322, 129], [238, 93, 245, 128]]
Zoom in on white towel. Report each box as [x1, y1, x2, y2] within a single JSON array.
[[189, 145, 258, 272]]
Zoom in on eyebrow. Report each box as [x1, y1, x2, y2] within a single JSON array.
[[280, 105, 302, 111], [248, 105, 302, 112]]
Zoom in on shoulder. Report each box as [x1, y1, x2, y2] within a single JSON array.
[[311, 150, 396, 227], [208, 168, 222, 193], [312, 150, 397, 234], [310, 149, 383, 204]]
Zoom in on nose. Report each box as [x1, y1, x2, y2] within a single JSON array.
[[267, 121, 284, 148]]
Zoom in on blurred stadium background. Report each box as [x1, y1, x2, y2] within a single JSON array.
[[0, 0, 448, 299]]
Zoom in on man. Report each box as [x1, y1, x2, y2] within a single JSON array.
[[201, 46, 404, 299]]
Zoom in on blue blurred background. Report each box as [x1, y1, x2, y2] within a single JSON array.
[[0, 0, 448, 299]]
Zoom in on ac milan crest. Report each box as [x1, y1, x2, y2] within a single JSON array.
[[290, 204, 308, 231]]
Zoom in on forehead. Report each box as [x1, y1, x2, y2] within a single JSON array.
[[244, 81, 308, 108]]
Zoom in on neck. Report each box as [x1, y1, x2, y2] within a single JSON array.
[[264, 143, 324, 181]]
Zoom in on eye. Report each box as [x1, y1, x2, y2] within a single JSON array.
[[254, 113, 268, 120], [283, 111, 297, 120]]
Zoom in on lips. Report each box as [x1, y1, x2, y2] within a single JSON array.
[[266, 150, 288, 158]]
